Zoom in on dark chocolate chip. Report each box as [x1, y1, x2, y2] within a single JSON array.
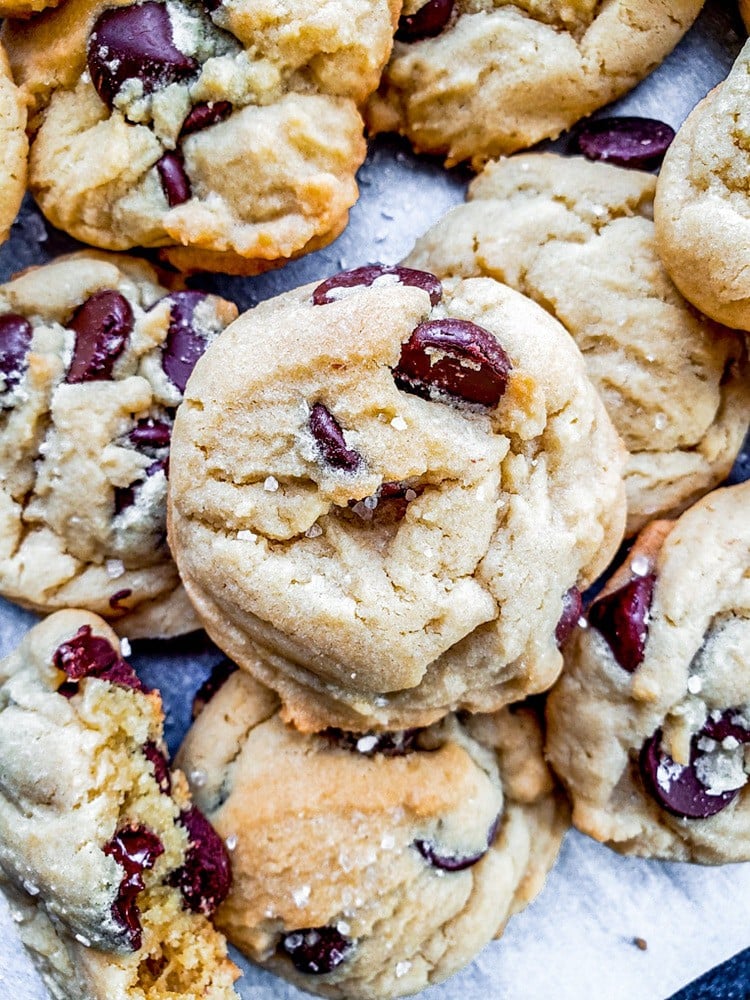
[[104, 824, 164, 951], [574, 117, 675, 170], [640, 720, 746, 820], [312, 264, 442, 307], [130, 418, 172, 449], [157, 152, 192, 207], [395, 0, 454, 42], [281, 926, 352, 976], [192, 659, 238, 718], [142, 741, 172, 794], [180, 101, 232, 136], [157, 291, 210, 393], [588, 573, 655, 673], [0, 314, 33, 392], [394, 318, 511, 407], [349, 481, 424, 523], [309, 403, 363, 473], [172, 806, 231, 915], [325, 728, 420, 757], [109, 588, 133, 611], [555, 587, 582, 647], [414, 814, 499, 872], [66, 290, 133, 384], [53, 625, 146, 695], [87, 2, 198, 109], [114, 484, 137, 515], [703, 711, 750, 745]]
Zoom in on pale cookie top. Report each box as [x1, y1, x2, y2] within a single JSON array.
[[177, 667, 568, 1000], [656, 38, 750, 331], [0, 252, 237, 639], [0, 44, 27, 244], [0, 609, 237, 1000], [169, 267, 627, 731], [407, 154, 750, 535], [366, 0, 705, 168], [546, 482, 750, 863], [3, 0, 399, 273]]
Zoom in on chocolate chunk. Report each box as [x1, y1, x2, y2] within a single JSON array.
[[158, 291, 211, 393], [130, 418, 172, 449], [394, 318, 511, 407], [172, 806, 232, 915], [396, 0, 454, 42], [142, 741, 172, 794], [555, 587, 582, 647], [66, 290, 133, 384], [180, 101, 232, 136], [53, 625, 146, 696], [574, 117, 675, 170], [414, 814, 499, 872], [0, 314, 33, 392], [104, 824, 164, 950], [309, 403, 363, 473], [157, 152, 192, 207], [588, 574, 655, 673], [312, 264, 442, 306], [281, 926, 352, 975]]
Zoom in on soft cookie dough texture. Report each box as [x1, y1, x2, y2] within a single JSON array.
[[407, 154, 750, 535], [0, 610, 238, 999], [0, 252, 237, 638], [0, 43, 27, 242], [3, 0, 400, 273], [178, 668, 568, 999], [656, 39, 750, 331], [547, 482, 750, 863], [366, 0, 705, 168], [169, 272, 627, 731]]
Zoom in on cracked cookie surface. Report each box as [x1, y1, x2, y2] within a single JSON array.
[[656, 39, 750, 331], [0, 609, 237, 1000], [366, 0, 705, 168], [168, 269, 627, 731], [177, 667, 568, 999], [406, 153, 750, 535], [0, 43, 27, 243], [0, 251, 237, 638], [546, 482, 750, 862], [3, 0, 399, 273]]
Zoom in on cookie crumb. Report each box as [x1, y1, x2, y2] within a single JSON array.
[[633, 937, 648, 951]]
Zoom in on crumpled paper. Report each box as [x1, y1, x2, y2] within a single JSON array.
[[0, 2, 748, 997]]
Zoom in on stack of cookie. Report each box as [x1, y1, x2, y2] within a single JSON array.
[[0, 1, 748, 999]]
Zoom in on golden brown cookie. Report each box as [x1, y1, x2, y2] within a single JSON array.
[[168, 266, 627, 731], [0, 43, 27, 243], [177, 667, 568, 999]]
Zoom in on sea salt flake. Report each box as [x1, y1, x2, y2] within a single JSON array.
[[630, 555, 650, 577], [381, 834, 395, 850], [119, 638, 132, 657], [237, 529, 257, 542], [263, 476, 279, 492], [225, 834, 238, 851], [337, 921, 351, 935], [356, 735, 379, 753], [106, 559, 125, 579], [293, 885, 311, 908], [305, 523, 323, 538], [656, 758, 683, 791], [396, 961, 412, 978], [75, 933, 91, 947], [189, 769, 207, 788], [686, 675, 703, 695], [390, 416, 407, 430], [654, 413, 667, 431]]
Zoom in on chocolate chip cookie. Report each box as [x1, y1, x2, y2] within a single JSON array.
[[0, 42, 27, 243], [177, 667, 568, 999], [406, 153, 750, 535], [655, 39, 750, 330], [3, 0, 399, 273], [168, 267, 627, 731], [0, 251, 237, 638], [366, 0, 705, 168], [546, 482, 750, 862], [0, 609, 238, 999]]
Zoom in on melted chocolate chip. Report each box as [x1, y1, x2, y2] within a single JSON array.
[[114, 484, 137, 515], [639, 712, 750, 820], [88, 2, 198, 110], [574, 117, 675, 170], [0, 314, 33, 392], [325, 728, 419, 757], [109, 588, 133, 611], [157, 291, 211, 393], [104, 824, 164, 951], [312, 264, 442, 307], [281, 926, 352, 975], [66, 291, 133, 384], [555, 587, 582, 647], [157, 152, 192, 207], [309, 403, 363, 473], [348, 481, 424, 523], [192, 659, 238, 718], [588, 573, 655, 673], [415, 814, 499, 872], [130, 418, 172, 449], [172, 806, 231, 915], [53, 625, 146, 696], [142, 741, 172, 794], [395, 0, 455, 42], [394, 318, 511, 407], [180, 101, 232, 136]]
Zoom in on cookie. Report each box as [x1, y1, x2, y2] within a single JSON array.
[[546, 482, 750, 863], [406, 153, 750, 535], [0, 251, 237, 638], [655, 39, 750, 330], [366, 0, 705, 168], [0, 609, 238, 999], [177, 667, 568, 999], [168, 267, 627, 731], [742, 0, 750, 32], [0, 43, 27, 244], [3, 0, 399, 274]]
